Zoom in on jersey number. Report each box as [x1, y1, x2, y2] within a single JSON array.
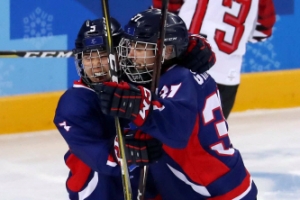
[[202, 92, 234, 155], [214, 0, 251, 54], [159, 83, 182, 99]]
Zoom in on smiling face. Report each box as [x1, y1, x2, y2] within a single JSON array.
[[127, 41, 156, 71], [81, 50, 110, 83], [118, 38, 175, 84], [118, 38, 157, 84]]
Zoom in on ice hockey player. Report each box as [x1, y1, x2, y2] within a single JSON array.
[[96, 8, 258, 200]]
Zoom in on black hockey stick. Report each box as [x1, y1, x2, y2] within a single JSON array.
[[100, 0, 132, 200], [0, 50, 73, 58], [137, 1, 169, 200], [150, 0, 169, 92]]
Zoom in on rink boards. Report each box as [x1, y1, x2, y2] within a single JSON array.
[[1, 69, 299, 134]]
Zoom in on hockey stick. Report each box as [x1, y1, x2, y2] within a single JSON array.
[[150, 0, 169, 92], [0, 50, 73, 58], [137, 1, 169, 200], [100, 0, 132, 200]]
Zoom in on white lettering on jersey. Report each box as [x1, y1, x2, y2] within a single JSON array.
[[160, 85, 169, 99], [168, 83, 182, 98], [203, 93, 221, 124], [58, 121, 71, 132], [159, 83, 181, 99], [194, 74, 204, 85], [211, 142, 235, 155], [193, 72, 209, 85], [202, 92, 234, 155]]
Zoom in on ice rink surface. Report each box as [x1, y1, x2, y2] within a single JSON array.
[[0, 107, 300, 200]]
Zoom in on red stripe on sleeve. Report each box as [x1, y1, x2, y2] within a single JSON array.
[[189, 0, 209, 34]]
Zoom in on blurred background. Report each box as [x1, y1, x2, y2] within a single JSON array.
[[0, 0, 299, 134], [0, 1, 300, 199]]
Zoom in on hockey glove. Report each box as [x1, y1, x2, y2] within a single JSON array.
[[94, 81, 152, 127], [179, 34, 216, 73], [114, 130, 163, 166]]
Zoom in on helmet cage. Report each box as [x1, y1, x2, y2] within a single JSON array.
[[119, 38, 166, 84], [73, 18, 123, 86], [120, 9, 188, 84], [74, 49, 110, 85]]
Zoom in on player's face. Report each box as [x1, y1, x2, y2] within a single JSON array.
[[82, 50, 110, 83], [127, 42, 156, 71]]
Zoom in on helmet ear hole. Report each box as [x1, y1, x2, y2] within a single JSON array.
[[164, 46, 175, 60]]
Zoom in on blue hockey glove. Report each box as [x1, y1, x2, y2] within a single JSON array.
[[180, 34, 216, 73], [94, 81, 152, 127]]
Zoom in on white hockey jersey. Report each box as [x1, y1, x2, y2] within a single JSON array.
[[153, 0, 276, 85]]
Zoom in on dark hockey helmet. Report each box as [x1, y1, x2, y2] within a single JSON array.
[[124, 8, 188, 57], [73, 18, 123, 86], [119, 8, 189, 84]]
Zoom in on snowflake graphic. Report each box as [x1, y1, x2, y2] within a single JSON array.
[[241, 15, 281, 73], [23, 7, 54, 48], [0, 61, 14, 96]]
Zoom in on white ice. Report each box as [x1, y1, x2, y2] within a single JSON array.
[[0, 107, 300, 200]]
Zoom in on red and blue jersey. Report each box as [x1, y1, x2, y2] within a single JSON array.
[[54, 80, 159, 200], [139, 65, 257, 199]]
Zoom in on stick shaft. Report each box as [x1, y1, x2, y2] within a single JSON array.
[[100, 0, 132, 200], [150, 0, 169, 91], [138, 2, 169, 200]]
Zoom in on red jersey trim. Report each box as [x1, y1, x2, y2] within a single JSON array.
[[66, 153, 92, 192]]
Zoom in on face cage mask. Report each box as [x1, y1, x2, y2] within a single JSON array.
[[118, 38, 166, 84], [74, 49, 110, 86]]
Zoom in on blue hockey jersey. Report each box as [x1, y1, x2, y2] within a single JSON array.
[[54, 80, 158, 200], [138, 65, 257, 200]]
